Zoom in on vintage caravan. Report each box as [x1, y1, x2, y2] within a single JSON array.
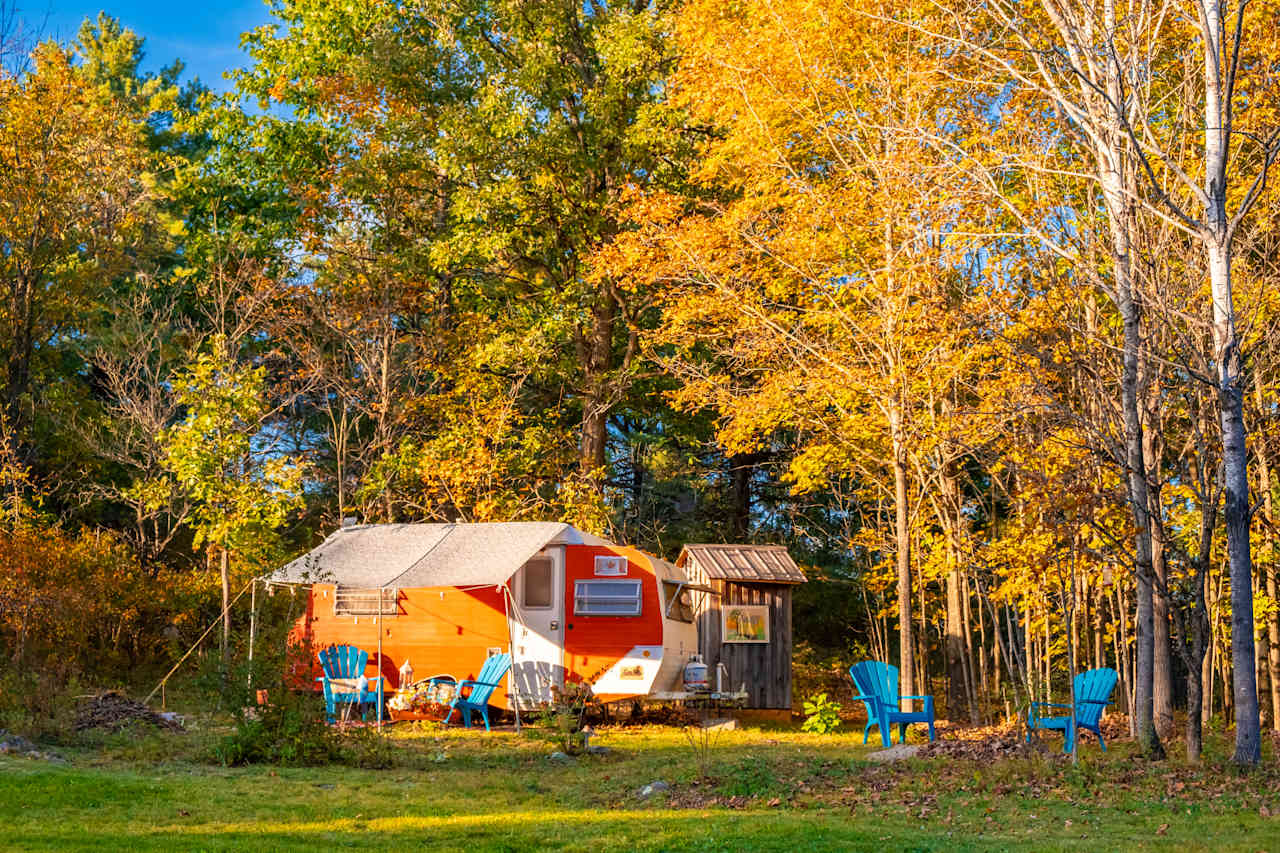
[[272, 522, 707, 710]]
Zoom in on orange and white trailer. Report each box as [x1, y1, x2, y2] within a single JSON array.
[[271, 522, 716, 710]]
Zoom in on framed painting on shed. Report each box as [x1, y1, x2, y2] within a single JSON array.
[[722, 605, 769, 643]]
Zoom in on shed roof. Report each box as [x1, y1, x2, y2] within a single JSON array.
[[677, 544, 807, 584], [270, 522, 606, 589]]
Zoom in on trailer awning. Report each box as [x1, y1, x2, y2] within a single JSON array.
[[270, 522, 603, 589]]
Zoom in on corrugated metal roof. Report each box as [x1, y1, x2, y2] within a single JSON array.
[[676, 544, 807, 584], [270, 522, 604, 589]]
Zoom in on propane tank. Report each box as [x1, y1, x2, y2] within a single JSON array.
[[683, 654, 709, 692]]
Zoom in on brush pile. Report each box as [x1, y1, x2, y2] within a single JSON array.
[[74, 691, 183, 733]]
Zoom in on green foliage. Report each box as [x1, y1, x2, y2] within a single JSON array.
[[719, 756, 779, 798], [211, 697, 340, 767], [342, 725, 398, 769], [0, 671, 82, 742], [800, 693, 844, 735], [160, 337, 302, 558]]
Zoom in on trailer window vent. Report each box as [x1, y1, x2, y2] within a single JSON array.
[[574, 579, 642, 616], [333, 587, 398, 617]]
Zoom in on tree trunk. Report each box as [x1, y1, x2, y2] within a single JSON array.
[[960, 570, 980, 723], [1207, 237, 1260, 763], [1146, 376, 1172, 732], [728, 453, 762, 541], [1197, 0, 1260, 764], [1098, 111, 1162, 756], [3, 269, 35, 454], [944, 564, 962, 713], [1269, 556, 1280, 733], [1204, 573, 1216, 728], [891, 411, 915, 709], [577, 292, 619, 484], [1252, 381, 1280, 731]]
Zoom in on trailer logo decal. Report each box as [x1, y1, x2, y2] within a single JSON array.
[[594, 555, 627, 576]]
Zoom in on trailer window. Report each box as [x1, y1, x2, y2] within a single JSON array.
[[522, 556, 554, 609], [661, 581, 695, 623], [333, 587, 398, 617], [574, 579, 642, 616]]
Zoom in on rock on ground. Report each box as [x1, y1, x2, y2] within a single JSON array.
[[0, 731, 66, 763], [699, 718, 738, 731], [637, 780, 670, 799], [866, 744, 921, 763]]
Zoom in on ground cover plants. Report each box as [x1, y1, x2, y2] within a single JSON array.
[[2, 713, 1278, 852]]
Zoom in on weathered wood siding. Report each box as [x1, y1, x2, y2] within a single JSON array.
[[696, 580, 794, 709]]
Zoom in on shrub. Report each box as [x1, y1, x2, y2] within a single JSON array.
[[0, 669, 81, 741], [801, 692, 843, 734], [0, 523, 225, 682], [525, 679, 597, 755], [342, 725, 399, 769], [211, 696, 340, 766]]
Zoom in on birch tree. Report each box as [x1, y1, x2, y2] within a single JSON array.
[[923, 0, 1280, 763]]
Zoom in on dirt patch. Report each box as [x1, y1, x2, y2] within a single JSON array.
[[74, 691, 183, 733]]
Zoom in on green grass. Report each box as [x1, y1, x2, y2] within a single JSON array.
[[3, 721, 1279, 851]]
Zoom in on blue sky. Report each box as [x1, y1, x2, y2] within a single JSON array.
[[29, 0, 273, 89]]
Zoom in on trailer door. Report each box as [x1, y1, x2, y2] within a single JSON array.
[[508, 546, 565, 709]]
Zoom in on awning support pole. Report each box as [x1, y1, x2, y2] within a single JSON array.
[[504, 584, 521, 733], [377, 585, 384, 732], [247, 577, 258, 691]]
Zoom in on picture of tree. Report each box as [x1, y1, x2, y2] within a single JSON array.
[[722, 606, 769, 644]]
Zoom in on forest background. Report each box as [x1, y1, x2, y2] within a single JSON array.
[[3, 0, 1280, 766]]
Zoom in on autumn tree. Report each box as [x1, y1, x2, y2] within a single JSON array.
[[159, 338, 301, 660], [605, 0, 989, 707], [0, 41, 156, 466]]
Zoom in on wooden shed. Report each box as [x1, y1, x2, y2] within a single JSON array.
[[676, 544, 807, 710]]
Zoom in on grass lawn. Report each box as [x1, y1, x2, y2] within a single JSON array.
[[3, 719, 1279, 851]]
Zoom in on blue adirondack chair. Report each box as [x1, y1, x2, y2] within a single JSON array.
[[849, 660, 936, 747], [1027, 667, 1118, 753], [316, 644, 384, 724], [444, 653, 512, 732]]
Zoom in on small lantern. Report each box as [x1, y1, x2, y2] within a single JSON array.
[[399, 658, 414, 689]]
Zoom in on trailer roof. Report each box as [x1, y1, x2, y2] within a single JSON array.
[[270, 522, 608, 589], [677, 544, 807, 584]]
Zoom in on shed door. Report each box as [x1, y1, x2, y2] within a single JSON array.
[[508, 547, 565, 709]]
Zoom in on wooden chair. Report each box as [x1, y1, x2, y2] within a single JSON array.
[[316, 644, 383, 724], [1027, 667, 1118, 753], [849, 660, 936, 747], [445, 653, 512, 732]]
